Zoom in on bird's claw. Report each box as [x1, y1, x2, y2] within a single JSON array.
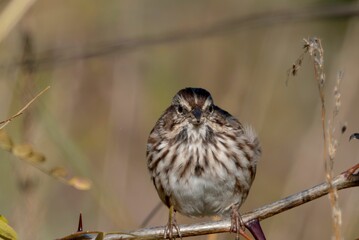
[[164, 206, 182, 240]]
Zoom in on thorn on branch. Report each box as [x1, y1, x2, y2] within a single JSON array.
[[245, 219, 266, 240], [57, 163, 359, 240], [77, 213, 83, 232], [343, 163, 359, 178]]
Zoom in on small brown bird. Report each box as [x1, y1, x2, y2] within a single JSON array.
[[147, 88, 261, 239]]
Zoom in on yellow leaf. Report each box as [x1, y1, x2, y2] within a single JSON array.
[[26, 152, 46, 164], [68, 177, 92, 190], [0, 215, 18, 240], [0, 130, 12, 151], [12, 144, 33, 159], [49, 167, 68, 178]]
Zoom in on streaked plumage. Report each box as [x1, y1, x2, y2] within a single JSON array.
[[147, 88, 261, 238]]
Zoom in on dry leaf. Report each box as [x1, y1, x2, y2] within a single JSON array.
[[68, 177, 92, 190], [26, 152, 46, 163], [0, 130, 12, 151], [0, 215, 18, 240], [50, 167, 68, 178], [12, 144, 33, 158]]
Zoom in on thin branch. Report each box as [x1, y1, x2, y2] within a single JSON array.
[[0, 85, 51, 130], [2, 3, 359, 70], [59, 164, 359, 240], [140, 202, 163, 228]]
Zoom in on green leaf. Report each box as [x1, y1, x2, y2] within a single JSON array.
[[0, 215, 18, 240]]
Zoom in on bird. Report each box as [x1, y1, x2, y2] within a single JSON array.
[[146, 87, 261, 239]]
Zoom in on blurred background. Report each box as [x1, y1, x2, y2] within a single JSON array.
[[0, 0, 359, 239]]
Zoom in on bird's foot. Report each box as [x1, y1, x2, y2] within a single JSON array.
[[230, 206, 252, 240], [164, 205, 182, 240]]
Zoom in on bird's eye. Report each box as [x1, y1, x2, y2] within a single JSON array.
[[177, 105, 184, 114], [208, 105, 214, 113]]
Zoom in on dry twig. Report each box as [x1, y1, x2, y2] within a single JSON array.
[[58, 164, 359, 240], [0, 85, 92, 190], [1, 3, 359, 70], [0, 86, 50, 130]]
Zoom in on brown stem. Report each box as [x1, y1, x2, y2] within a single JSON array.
[[1, 3, 359, 69], [58, 164, 359, 240]]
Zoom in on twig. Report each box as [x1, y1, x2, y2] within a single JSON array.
[[140, 202, 163, 228], [0, 85, 50, 130], [58, 164, 359, 240], [1, 3, 359, 70]]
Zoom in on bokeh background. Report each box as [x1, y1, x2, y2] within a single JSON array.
[[0, 1, 359, 239]]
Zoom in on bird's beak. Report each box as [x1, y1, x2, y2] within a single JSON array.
[[192, 107, 202, 121]]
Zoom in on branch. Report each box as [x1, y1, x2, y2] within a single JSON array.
[[0, 86, 50, 130], [2, 3, 359, 70], [59, 164, 359, 240]]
